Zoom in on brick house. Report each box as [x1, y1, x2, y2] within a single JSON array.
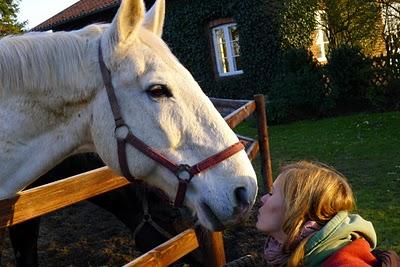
[[33, 0, 397, 97]]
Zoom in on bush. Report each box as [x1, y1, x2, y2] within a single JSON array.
[[268, 49, 334, 123], [326, 45, 374, 110]]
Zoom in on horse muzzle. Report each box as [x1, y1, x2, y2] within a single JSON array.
[[197, 184, 254, 231]]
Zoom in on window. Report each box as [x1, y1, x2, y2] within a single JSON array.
[[315, 11, 329, 62], [383, 2, 400, 35], [211, 23, 243, 77], [382, 2, 400, 54]]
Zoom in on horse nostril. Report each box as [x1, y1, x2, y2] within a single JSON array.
[[234, 186, 250, 208]]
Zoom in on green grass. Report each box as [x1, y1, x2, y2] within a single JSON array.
[[235, 111, 400, 253]]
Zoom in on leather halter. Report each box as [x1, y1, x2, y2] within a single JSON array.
[[132, 190, 174, 240], [98, 42, 244, 207]]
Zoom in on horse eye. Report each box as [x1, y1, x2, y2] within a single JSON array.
[[146, 84, 172, 99]]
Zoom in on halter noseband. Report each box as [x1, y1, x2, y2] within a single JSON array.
[[98, 42, 244, 207]]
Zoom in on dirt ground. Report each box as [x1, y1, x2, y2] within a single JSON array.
[[1, 197, 266, 266]]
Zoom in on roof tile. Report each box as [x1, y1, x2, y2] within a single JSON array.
[[33, 0, 120, 31]]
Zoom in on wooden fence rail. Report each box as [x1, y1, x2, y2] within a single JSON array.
[[0, 167, 129, 228], [123, 229, 199, 267]]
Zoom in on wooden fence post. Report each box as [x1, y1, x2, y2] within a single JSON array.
[[254, 94, 273, 193], [196, 228, 226, 267]]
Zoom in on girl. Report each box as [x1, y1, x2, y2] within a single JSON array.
[[256, 161, 389, 267]]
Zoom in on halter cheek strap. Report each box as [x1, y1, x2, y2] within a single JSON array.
[[98, 42, 244, 207]]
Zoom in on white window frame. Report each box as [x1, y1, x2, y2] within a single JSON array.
[[382, 2, 400, 55], [315, 11, 329, 62], [383, 2, 400, 35], [382, 3, 400, 53], [212, 23, 243, 77]]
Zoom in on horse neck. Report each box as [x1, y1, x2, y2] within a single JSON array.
[[0, 29, 103, 105], [0, 29, 105, 197]]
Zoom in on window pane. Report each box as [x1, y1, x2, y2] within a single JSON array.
[[317, 45, 323, 58], [232, 40, 240, 56], [222, 57, 230, 73], [217, 55, 225, 73], [229, 25, 239, 42], [324, 43, 329, 55], [322, 31, 328, 42], [234, 56, 242, 71], [316, 31, 323, 44], [218, 42, 228, 61], [215, 28, 225, 44]]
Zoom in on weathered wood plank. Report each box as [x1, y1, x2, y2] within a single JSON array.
[[196, 229, 226, 267], [224, 100, 256, 129], [210, 97, 250, 109], [123, 228, 199, 267], [254, 94, 273, 192], [237, 134, 259, 161], [0, 167, 129, 228], [246, 140, 260, 161]]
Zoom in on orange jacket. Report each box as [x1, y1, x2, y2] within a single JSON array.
[[322, 238, 378, 267]]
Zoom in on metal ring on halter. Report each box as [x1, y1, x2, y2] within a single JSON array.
[[143, 214, 151, 222], [175, 164, 193, 182], [114, 124, 130, 140]]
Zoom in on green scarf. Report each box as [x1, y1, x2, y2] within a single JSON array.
[[303, 211, 377, 267]]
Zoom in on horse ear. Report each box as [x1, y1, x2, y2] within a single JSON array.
[[142, 0, 165, 37], [107, 0, 145, 45]]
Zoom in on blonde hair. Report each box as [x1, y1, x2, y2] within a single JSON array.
[[278, 161, 355, 266]]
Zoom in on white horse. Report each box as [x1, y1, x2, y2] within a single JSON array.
[[0, 0, 257, 230]]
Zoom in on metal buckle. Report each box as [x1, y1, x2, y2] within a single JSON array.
[[175, 164, 193, 182], [143, 214, 151, 222], [114, 124, 130, 140]]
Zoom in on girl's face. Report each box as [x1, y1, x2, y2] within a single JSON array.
[[256, 174, 287, 241]]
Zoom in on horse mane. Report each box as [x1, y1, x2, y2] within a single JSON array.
[[0, 25, 106, 100]]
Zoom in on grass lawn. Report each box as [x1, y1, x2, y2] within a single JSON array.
[[235, 111, 400, 253]]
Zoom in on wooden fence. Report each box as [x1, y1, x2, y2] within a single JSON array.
[[0, 94, 272, 267]]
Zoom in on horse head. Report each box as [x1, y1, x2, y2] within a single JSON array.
[[90, 0, 257, 230], [0, 0, 257, 231]]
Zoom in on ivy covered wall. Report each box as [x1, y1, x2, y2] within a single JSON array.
[[161, 0, 282, 99], [49, 0, 285, 99]]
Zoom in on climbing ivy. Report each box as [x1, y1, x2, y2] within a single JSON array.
[[162, 0, 282, 99]]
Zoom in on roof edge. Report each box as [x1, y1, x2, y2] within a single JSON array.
[[32, 2, 120, 32]]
